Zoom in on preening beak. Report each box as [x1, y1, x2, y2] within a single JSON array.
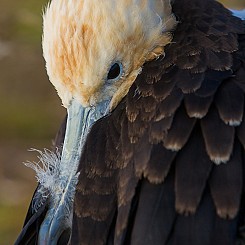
[[38, 99, 110, 244]]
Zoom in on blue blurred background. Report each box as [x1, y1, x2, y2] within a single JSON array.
[[0, 0, 244, 244]]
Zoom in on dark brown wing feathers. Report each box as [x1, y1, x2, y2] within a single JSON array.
[[184, 94, 213, 118], [201, 105, 235, 164], [73, 0, 245, 243], [163, 104, 196, 151], [130, 176, 176, 245], [208, 140, 243, 219], [174, 125, 213, 215], [215, 81, 244, 126], [144, 143, 176, 184], [73, 119, 118, 245]]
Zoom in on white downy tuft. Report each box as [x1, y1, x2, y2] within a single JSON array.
[[24, 148, 65, 212]]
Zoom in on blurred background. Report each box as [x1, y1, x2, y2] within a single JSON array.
[[0, 0, 64, 244], [0, 0, 244, 244]]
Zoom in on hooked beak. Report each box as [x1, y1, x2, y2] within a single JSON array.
[[38, 99, 110, 244]]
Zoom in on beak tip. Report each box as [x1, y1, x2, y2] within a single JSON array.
[[38, 206, 72, 245]]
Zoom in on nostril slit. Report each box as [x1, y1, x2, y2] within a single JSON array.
[[57, 228, 71, 245]]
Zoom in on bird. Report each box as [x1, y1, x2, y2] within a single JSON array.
[[15, 0, 245, 244]]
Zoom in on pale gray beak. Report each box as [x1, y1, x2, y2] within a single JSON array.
[[38, 99, 110, 244]]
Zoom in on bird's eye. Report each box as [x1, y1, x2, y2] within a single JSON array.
[[107, 62, 123, 81]]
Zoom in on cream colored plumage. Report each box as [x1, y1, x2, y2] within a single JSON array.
[[42, 0, 177, 108]]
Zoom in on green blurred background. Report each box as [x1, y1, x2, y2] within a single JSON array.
[[0, 0, 244, 244]]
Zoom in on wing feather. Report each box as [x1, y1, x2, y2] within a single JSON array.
[[215, 81, 244, 126], [208, 140, 243, 219], [156, 88, 183, 120], [144, 144, 176, 183], [163, 104, 196, 151], [175, 126, 213, 215], [130, 176, 176, 245], [201, 106, 235, 164], [184, 94, 213, 118]]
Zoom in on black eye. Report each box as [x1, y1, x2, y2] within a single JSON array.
[[107, 62, 122, 80]]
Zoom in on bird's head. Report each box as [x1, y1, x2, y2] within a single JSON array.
[[38, 0, 177, 244], [43, 0, 176, 109]]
